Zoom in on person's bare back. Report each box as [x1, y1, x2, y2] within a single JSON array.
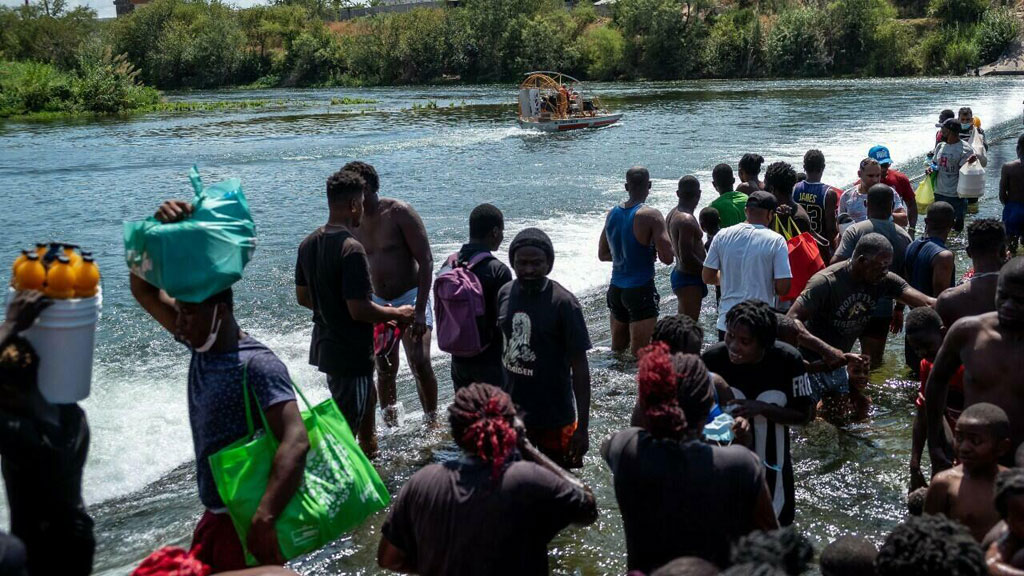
[[948, 313, 1024, 449], [355, 198, 425, 299], [936, 275, 999, 328], [1001, 159, 1024, 205], [926, 464, 1006, 541], [666, 207, 705, 276]]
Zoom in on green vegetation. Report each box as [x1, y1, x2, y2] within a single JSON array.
[[0, 0, 1021, 114], [330, 96, 378, 105]]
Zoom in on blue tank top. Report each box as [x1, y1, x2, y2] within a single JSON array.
[[905, 237, 954, 296], [793, 181, 829, 235], [606, 202, 655, 288]]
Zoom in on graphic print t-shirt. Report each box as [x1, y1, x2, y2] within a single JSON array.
[[701, 341, 811, 526], [497, 279, 592, 429], [794, 262, 909, 353]]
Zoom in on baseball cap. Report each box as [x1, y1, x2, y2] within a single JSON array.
[[868, 145, 892, 166], [935, 109, 955, 128], [746, 190, 777, 211], [941, 117, 963, 132]]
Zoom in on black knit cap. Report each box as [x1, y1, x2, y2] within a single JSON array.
[[509, 227, 555, 269]]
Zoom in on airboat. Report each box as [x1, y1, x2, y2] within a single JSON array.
[[517, 71, 621, 132]]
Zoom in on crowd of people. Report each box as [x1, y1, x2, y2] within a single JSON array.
[[2, 106, 1024, 576]]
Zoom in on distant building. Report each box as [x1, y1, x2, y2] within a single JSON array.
[[114, 0, 150, 18]]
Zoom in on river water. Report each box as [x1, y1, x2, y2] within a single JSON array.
[[2, 78, 1023, 575]]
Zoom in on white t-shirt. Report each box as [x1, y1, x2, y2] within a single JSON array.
[[704, 223, 792, 332], [839, 185, 904, 223]]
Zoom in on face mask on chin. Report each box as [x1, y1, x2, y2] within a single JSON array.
[[193, 307, 222, 353]]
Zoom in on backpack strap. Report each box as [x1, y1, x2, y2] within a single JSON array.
[[463, 251, 494, 269]]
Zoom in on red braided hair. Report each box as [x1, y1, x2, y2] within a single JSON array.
[[449, 383, 518, 480], [637, 342, 688, 438]]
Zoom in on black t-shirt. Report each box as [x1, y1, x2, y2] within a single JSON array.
[[381, 458, 592, 576], [701, 342, 811, 526], [498, 279, 592, 429], [603, 428, 765, 571], [295, 226, 374, 377], [448, 243, 513, 367]]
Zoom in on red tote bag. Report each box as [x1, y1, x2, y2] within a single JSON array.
[[774, 216, 825, 302]]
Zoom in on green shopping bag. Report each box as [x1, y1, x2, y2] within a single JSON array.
[[915, 172, 936, 210], [209, 370, 390, 565], [123, 165, 257, 303]]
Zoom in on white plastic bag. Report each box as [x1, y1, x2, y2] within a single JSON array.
[[957, 161, 986, 198], [970, 130, 987, 167]]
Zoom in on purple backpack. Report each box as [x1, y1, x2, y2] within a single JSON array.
[[433, 251, 493, 357]]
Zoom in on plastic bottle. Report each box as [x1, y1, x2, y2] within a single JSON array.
[[43, 243, 62, 267], [74, 255, 100, 298], [11, 250, 29, 286], [45, 255, 76, 299], [15, 253, 46, 292], [63, 244, 83, 269]]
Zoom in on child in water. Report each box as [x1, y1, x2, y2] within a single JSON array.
[[925, 403, 1011, 542], [989, 468, 1024, 573]]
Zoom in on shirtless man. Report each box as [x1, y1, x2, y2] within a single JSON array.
[[599, 166, 674, 357], [999, 134, 1024, 254], [343, 161, 438, 429], [936, 219, 1008, 328], [667, 175, 707, 321], [927, 257, 1024, 474]]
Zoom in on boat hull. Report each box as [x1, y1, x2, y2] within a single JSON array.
[[518, 114, 622, 132]]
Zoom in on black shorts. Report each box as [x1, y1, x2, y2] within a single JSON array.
[[327, 373, 373, 432], [607, 282, 660, 323]]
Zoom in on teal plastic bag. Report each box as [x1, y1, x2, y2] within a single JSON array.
[[123, 166, 256, 303], [209, 371, 390, 565]]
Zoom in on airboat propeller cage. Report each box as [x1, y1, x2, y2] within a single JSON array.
[[519, 71, 602, 121], [517, 71, 621, 131]]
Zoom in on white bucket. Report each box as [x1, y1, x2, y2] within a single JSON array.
[[957, 162, 986, 199], [5, 288, 101, 404]]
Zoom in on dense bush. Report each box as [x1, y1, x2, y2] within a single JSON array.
[[826, 0, 898, 73], [977, 7, 1021, 62], [616, 0, 710, 79], [576, 24, 626, 80], [869, 19, 920, 75], [703, 9, 762, 78], [763, 7, 830, 77], [928, 0, 987, 25], [0, 57, 159, 117]]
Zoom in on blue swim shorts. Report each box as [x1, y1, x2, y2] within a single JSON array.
[[670, 268, 709, 298], [1004, 201, 1024, 237]]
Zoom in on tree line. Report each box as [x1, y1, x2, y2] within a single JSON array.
[[0, 0, 1020, 114]]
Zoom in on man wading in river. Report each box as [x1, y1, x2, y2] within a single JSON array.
[[343, 161, 439, 435], [131, 200, 309, 572], [599, 166, 674, 357]]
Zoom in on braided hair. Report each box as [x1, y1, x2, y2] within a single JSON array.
[[725, 299, 778, 349], [448, 383, 518, 480], [638, 343, 713, 438], [995, 468, 1024, 520], [652, 314, 704, 354]]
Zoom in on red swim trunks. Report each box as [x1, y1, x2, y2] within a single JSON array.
[[915, 359, 965, 432]]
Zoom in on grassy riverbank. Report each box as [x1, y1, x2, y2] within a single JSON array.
[[0, 0, 1021, 118]]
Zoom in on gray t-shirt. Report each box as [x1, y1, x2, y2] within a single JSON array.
[[834, 218, 913, 276], [932, 139, 975, 197], [795, 262, 909, 352]]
